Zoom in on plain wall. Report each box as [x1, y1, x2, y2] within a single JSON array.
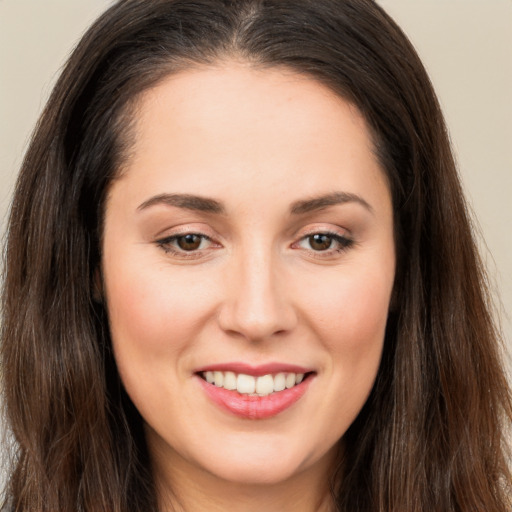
[[1, 1, 511, 346]]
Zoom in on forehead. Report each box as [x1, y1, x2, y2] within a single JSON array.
[[113, 61, 389, 214]]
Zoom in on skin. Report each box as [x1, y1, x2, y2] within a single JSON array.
[[102, 61, 396, 512]]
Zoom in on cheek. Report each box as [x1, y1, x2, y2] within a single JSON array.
[[103, 253, 217, 376], [300, 258, 394, 415], [309, 267, 392, 429], [308, 270, 392, 350]]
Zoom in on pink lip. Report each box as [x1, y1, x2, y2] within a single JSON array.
[[194, 362, 313, 377], [195, 372, 314, 420]]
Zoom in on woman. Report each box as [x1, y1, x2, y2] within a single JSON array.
[[1, 0, 511, 511]]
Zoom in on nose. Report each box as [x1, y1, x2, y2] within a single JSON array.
[[217, 247, 298, 342]]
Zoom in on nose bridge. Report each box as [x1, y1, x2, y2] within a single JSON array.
[[218, 240, 296, 341]]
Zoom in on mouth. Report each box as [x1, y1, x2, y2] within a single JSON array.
[[195, 365, 316, 420], [198, 370, 313, 397]]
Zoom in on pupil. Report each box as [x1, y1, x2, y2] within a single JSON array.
[[178, 234, 202, 251], [310, 234, 332, 251]]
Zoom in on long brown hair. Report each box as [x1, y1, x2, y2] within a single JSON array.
[[2, 0, 511, 510]]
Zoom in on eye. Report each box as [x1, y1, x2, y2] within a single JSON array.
[[156, 233, 214, 254], [296, 232, 353, 253], [306, 233, 335, 251], [174, 234, 207, 251]]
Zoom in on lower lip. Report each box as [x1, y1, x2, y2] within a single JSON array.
[[197, 375, 313, 420]]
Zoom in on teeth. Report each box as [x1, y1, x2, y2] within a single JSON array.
[[213, 371, 224, 387], [237, 374, 256, 394], [223, 371, 237, 390], [256, 374, 274, 395], [285, 373, 296, 389], [274, 372, 286, 392], [202, 371, 308, 396]]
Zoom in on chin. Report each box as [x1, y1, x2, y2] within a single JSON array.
[[199, 454, 309, 486], [188, 431, 335, 488]]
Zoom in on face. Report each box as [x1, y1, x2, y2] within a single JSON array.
[[102, 63, 395, 493]]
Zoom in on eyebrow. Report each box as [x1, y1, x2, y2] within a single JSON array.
[[137, 193, 225, 214], [290, 192, 374, 215], [137, 191, 373, 216]]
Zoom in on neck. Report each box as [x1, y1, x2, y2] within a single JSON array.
[[158, 480, 334, 512]]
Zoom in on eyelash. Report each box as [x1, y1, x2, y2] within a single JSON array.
[[155, 230, 354, 259], [156, 233, 217, 260], [294, 231, 354, 256]]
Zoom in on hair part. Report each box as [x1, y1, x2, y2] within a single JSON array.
[[2, 1, 511, 511]]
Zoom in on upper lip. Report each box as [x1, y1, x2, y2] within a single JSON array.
[[194, 362, 314, 377]]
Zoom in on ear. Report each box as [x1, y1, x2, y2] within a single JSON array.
[[92, 267, 104, 303]]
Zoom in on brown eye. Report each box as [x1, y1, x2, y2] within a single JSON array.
[[177, 234, 203, 251], [156, 232, 217, 256], [308, 234, 333, 251]]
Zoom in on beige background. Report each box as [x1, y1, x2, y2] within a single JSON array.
[[1, 0, 511, 358]]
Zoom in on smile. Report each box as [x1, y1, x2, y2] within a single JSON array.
[[201, 371, 306, 396], [195, 365, 315, 420]]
